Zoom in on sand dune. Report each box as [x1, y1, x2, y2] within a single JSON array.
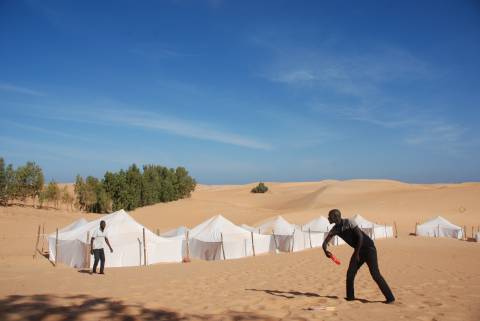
[[1, 179, 479, 320]]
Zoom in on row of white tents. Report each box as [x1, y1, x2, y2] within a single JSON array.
[[48, 210, 470, 269]]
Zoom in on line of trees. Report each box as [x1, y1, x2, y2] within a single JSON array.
[[0, 157, 74, 209], [75, 164, 196, 213], [1, 157, 196, 213]]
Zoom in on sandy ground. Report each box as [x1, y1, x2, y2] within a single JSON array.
[[1, 180, 479, 320]]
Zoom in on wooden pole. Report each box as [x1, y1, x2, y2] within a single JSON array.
[[463, 225, 467, 240], [290, 230, 295, 252], [272, 230, 279, 252], [220, 233, 226, 260], [308, 228, 312, 248], [33, 224, 41, 259], [156, 228, 160, 236], [85, 231, 90, 269], [41, 223, 45, 253], [250, 232, 256, 257], [137, 238, 142, 266], [54, 228, 59, 266], [472, 226, 474, 239], [415, 222, 418, 236], [185, 230, 190, 260], [437, 224, 440, 238], [394, 221, 398, 238], [143, 228, 147, 266]]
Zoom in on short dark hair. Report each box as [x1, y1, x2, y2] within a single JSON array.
[[100, 220, 106, 225], [328, 209, 342, 220]]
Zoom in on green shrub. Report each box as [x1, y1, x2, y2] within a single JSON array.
[[251, 182, 268, 193]]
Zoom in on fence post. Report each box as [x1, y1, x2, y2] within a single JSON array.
[[33, 224, 41, 259], [143, 228, 147, 266], [54, 228, 59, 266], [250, 232, 256, 257]]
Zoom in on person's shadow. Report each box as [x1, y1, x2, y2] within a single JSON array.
[[246, 289, 339, 300]]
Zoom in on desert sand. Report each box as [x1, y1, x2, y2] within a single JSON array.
[[1, 179, 479, 320]]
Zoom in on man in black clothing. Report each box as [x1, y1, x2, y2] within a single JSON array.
[[322, 209, 395, 303]]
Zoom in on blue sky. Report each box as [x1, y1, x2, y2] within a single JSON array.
[[1, 0, 480, 184]]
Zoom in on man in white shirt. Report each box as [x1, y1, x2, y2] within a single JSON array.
[[90, 220, 113, 274]]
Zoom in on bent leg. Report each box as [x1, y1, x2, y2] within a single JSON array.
[[365, 247, 395, 302], [346, 253, 365, 300]]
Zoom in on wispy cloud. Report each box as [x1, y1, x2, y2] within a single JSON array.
[[108, 110, 273, 150], [0, 83, 45, 96], [25, 104, 273, 151]]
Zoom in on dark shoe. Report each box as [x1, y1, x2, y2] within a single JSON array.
[[99, 272, 105, 274], [92, 271, 97, 274], [345, 297, 355, 301], [384, 298, 395, 304]]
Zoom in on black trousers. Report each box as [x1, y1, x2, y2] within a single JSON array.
[[346, 246, 394, 301], [93, 249, 105, 273]]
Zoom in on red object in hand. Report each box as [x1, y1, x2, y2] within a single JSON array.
[[330, 254, 341, 265]]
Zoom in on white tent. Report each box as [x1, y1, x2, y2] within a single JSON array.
[[352, 214, 393, 239], [476, 232, 480, 242], [160, 226, 188, 238], [256, 216, 309, 252], [302, 216, 345, 247], [188, 215, 274, 260], [48, 209, 183, 268], [240, 224, 259, 233], [58, 218, 88, 233], [416, 216, 463, 239]]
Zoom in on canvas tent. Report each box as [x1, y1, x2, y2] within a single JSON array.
[[415, 216, 463, 239], [187, 215, 274, 260], [476, 232, 480, 242], [302, 216, 346, 246], [48, 209, 183, 268], [160, 226, 188, 238], [352, 214, 393, 239], [58, 218, 88, 233], [257, 216, 309, 252]]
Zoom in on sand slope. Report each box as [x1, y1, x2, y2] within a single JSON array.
[[0, 179, 479, 320]]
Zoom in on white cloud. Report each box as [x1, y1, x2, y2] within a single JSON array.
[[0, 83, 45, 96]]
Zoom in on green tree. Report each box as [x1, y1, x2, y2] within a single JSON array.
[[251, 182, 268, 193], [74, 175, 86, 210], [0, 158, 6, 206], [61, 186, 74, 211], [14, 161, 44, 206], [45, 180, 61, 209]]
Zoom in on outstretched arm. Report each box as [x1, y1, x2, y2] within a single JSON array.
[[322, 230, 335, 258]]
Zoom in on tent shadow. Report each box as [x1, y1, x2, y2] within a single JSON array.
[[246, 289, 339, 300], [0, 294, 281, 321]]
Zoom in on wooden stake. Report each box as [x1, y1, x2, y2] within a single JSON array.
[[463, 225, 467, 240], [85, 231, 90, 269], [415, 222, 418, 236], [220, 233, 226, 260], [472, 226, 474, 239], [156, 228, 160, 236], [250, 232, 256, 257], [272, 230, 279, 252], [54, 228, 58, 266], [33, 224, 41, 259], [185, 230, 190, 260], [41, 223, 45, 253], [137, 238, 142, 266], [394, 221, 398, 238], [308, 228, 312, 248], [143, 228, 147, 266], [290, 230, 295, 252]]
